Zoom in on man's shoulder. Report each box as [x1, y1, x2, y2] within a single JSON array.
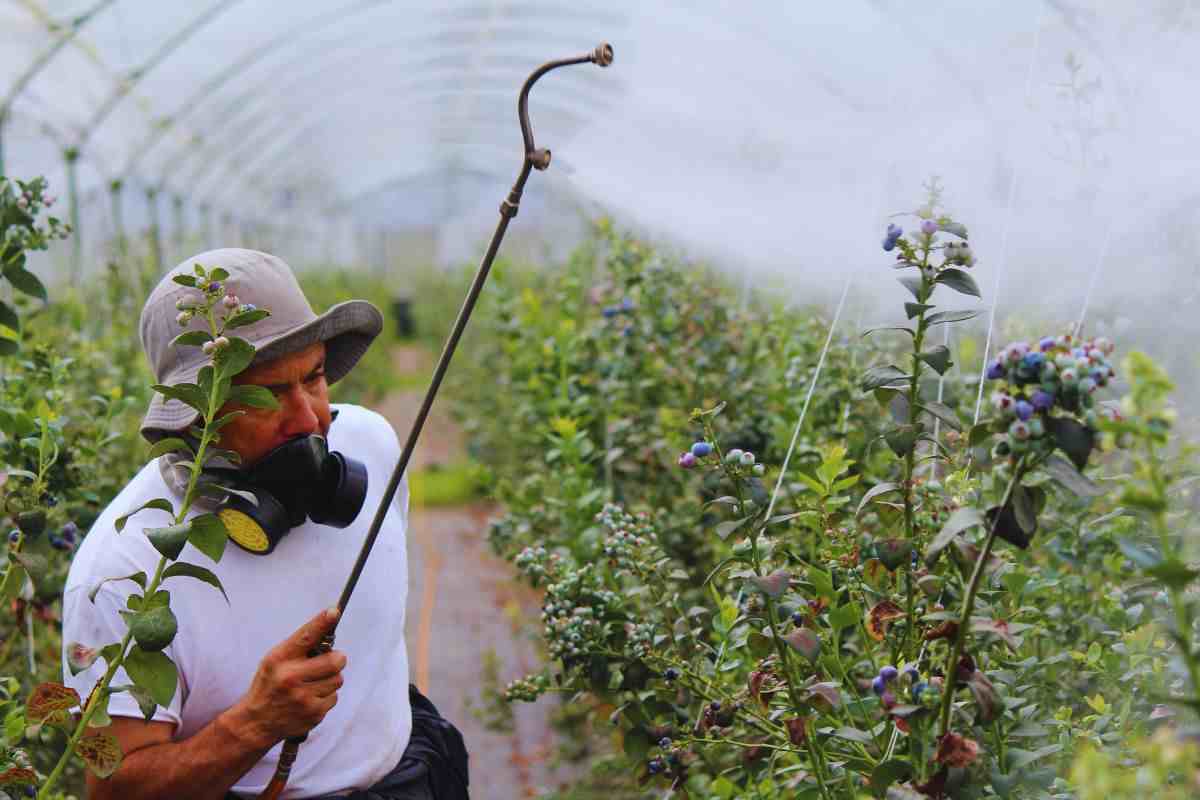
[[329, 403, 399, 451]]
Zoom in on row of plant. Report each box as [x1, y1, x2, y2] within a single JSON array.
[[442, 195, 1198, 798]]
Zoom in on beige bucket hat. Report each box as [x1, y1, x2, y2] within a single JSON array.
[[139, 248, 383, 444]]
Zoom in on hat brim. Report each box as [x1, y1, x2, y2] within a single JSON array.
[[140, 299, 383, 443]]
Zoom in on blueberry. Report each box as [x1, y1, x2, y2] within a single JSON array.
[[664, 668, 679, 682], [690, 441, 713, 458], [241, 303, 257, 312], [648, 758, 663, 775], [921, 219, 938, 235], [903, 665, 919, 681], [912, 681, 928, 701], [659, 737, 672, 749], [602, 307, 617, 318], [872, 675, 887, 696], [1039, 336, 1056, 351], [985, 360, 1005, 380], [49, 534, 66, 550], [886, 223, 903, 239], [1014, 400, 1034, 421], [7, 531, 19, 544], [792, 611, 805, 626], [710, 701, 721, 711], [1009, 420, 1031, 441], [1022, 351, 1045, 370], [621, 297, 635, 312], [677, 452, 697, 469], [1031, 389, 1054, 411], [879, 665, 899, 682]]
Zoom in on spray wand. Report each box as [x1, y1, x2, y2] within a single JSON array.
[[257, 41, 614, 800]]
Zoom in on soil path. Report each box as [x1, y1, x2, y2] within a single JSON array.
[[371, 345, 579, 799]]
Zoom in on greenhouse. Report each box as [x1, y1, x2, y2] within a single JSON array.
[[0, 2, 1197, 798]]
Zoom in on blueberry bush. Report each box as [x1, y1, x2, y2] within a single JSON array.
[[447, 204, 1197, 798]]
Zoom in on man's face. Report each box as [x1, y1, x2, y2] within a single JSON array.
[[215, 341, 332, 467]]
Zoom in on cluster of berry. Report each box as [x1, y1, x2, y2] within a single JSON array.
[[503, 673, 548, 702], [882, 218, 975, 268], [8, 519, 77, 552], [871, 664, 939, 709], [677, 441, 766, 476], [600, 297, 635, 318], [986, 334, 1117, 452]]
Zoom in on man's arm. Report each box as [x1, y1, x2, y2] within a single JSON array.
[[87, 608, 346, 800]]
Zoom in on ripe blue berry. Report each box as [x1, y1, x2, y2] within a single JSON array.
[[691, 441, 713, 457], [7, 530, 19, 544], [602, 307, 617, 318], [664, 668, 679, 681], [871, 675, 887, 696], [879, 665, 899, 682], [49, 534, 66, 550], [648, 758, 663, 775], [985, 360, 1005, 380], [678, 452, 697, 469], [1031, 389, 1054, 411], [710, 701, 722, 711], [912, 681, 928, 701], [621, 297, 635, 312], [792, 611, 805, 626], [921, 219, 938, 235], [1039, 336, 1056, 351], [659, 737, 672, 749], [1014, 400, 1034, 421]]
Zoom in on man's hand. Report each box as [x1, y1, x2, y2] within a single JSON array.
[[228, 606, 348, 747], [87, 607, 348, 800]]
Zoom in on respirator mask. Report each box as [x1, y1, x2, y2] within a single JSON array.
[[203, 431, 369, 555]]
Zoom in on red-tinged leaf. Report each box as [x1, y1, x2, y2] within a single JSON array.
[[748, 568, 790, 598], [971, 618, 1020, 650], [782, 628, 821, 662], [866, 600, 905, 641], [967, 670, 1001, 723], [76, 731, 123, 778], [785, 717, 809, 746], [935, 732, 980, 768], [807, 681, 841, 711], [67, 642, 100, 675], [0, 767, 37, 787], [27, 682, 80, 723], [924, 620, 959, 642]]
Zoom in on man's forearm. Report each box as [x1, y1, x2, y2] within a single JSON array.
[[90, 705, 275, 800]]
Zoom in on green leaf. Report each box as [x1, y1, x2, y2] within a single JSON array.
[[968, 421, 995, 447], [223, 308, 270, 329], [1045, 417, 1094, 470], [832, 726, 873, 743], [0, 566, 27, 602], [214, 337, 255, 378], [209, 267, 230, 281], [808, 567, 835, 601], [782, 628, 821, 663], [152, 383, 207, 414], [622, 727, 651, 760], [829, 602, 862, 635], [1117, 537, 1161, 570], [870, 759, 913, 795], [926, 507, 985, 563], [926, 309, 980, 326], [172, 275, 197, 287], [898, 275, 923, 299], [904, 302, 934, 320], [884, 424, 922, 456], [856, 482, 901, 517], [0, 337, 17, 356], [714, 516, 750, 541], [163, 562, 229, 603], [187, 514, 229, 563], [227, 384, 280, 410], [88, 571, 147, 603], [128, 606, 178, 652], [860, 365, 910, 392], [920, 400, 961, 430], [934, 268, 981, 298], [169, 330, 212, 348], [147, 437, 193, 460], [1144, 559, 1200, 589], [0, 299, 18, 332], [145, 522, 192, 560], [862, 326, 915, 339], [123, 647, 178, 708], [5, 266, 47, 301], [917, 346, 953, 375]]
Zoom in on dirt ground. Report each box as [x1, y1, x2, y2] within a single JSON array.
[[374, 346, 585, 799]]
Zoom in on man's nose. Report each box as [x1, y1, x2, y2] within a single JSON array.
[[278, 387, 320, 436]]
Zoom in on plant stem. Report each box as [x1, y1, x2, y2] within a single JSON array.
[[937, 459, 1026, 736], [900, 246, 932, 657]]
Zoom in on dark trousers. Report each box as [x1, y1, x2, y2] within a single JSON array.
[[230, 685, 469, 800]]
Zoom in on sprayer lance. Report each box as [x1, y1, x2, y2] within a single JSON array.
[[257, 41, 613, 800]]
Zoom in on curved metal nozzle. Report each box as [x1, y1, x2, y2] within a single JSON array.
[[592, 42, 614, 67]]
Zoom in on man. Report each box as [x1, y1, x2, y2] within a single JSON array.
[[60, 249, 468, 799]]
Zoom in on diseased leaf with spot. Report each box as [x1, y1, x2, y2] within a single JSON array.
[[866, 600, 906, 641], [26, 682, 80, 723], [76, 731, 124, 778]]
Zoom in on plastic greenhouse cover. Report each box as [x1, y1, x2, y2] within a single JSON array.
[[0, 0, 1197, 341]]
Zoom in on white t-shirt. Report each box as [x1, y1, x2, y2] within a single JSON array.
[[61, 403, 411, 799]]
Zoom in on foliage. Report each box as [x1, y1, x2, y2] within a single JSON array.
[[446, 207, 1197, 798]]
